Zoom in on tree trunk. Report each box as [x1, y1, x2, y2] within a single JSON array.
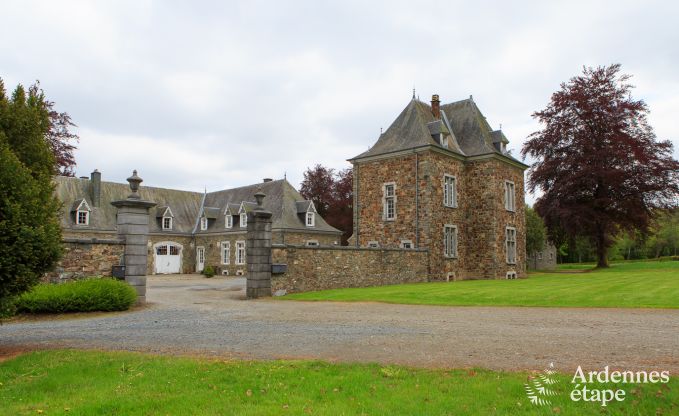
[[596, 231, 609, 268]]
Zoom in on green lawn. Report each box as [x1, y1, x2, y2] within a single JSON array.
[[0, 350, 676, 415], [283, 260, 679, 308]]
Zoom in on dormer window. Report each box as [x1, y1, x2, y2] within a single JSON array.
[[77, 210, 89, 225], [162, 216, 172, 230], [225, 214, 233, 229], [200, 217, 208, 231], [240, 213, 247, 228], [306, 212, 315, 227], [73, 199, 91, 226]]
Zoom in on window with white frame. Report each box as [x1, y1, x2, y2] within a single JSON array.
[[306, 212, 315, 227], [221, 241, 230, 265], [444, 225, 458, 258], [235, 241, 246, 265], [225, 214, 233, 229], [305, 240, 319, 247], [400, 239, 413, 249], [162, 216, 172, 230], [504, 181, 516, 211], [200, 217, 208, 231], [76, 210, 89, 225], [383, 182, 396, 221], [367, 241, 380, 248], [506, 227, 517, 264], [443, 175, 457, 208], [240, 213, 247, 228]]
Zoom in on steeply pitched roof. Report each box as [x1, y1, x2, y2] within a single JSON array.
[[350, 96, 523, 164], [55, 176, 203, 234]]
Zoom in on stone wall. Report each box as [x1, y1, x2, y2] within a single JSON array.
[[271, 245, 429, 293], [44, 238, 124, 282], [528, 243, 557, 270]]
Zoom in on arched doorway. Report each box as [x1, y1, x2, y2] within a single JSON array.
[[153, 241, 183, 274]]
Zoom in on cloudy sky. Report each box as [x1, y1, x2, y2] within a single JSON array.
[[2, 0, 678, 202]]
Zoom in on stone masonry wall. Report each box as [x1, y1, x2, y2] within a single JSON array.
[[44, 239, 124, 282], [271, 245, 429, 293]]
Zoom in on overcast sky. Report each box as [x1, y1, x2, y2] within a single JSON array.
[[2, 0, 678, 203]]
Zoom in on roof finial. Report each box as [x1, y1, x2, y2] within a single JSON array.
[[499, 123, 502, 130], [284, 171, 287, 180], [412, 87, 416, 100], [380, 127, 383, 134]]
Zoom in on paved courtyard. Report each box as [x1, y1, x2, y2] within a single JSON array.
[[1, 275, 678, 371]]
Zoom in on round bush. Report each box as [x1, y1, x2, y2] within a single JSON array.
[[15, 278, 137, 314]]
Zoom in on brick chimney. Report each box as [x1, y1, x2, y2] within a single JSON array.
[[431, 94, 440, 119]]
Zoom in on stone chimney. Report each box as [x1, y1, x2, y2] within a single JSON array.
[[431, 94, 440, 119], [90, 169, 101, 207]]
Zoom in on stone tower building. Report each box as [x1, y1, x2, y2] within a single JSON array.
[[349, 94, 528, 280]]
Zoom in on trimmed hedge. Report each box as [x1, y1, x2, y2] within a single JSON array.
[[16, 278, 137, 314]]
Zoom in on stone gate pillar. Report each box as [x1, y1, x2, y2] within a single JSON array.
[[246, 190, 272, 299], [111, 170, 156, 304]]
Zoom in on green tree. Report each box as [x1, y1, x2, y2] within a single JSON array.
[[525, 205, 547, 258], [0, 79, 62, 314]]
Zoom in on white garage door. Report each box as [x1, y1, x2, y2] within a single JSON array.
[[155, 243, 182, 274]]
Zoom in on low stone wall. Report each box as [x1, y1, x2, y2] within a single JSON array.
[[44, 238, 124, 283], [271, 245, 429, 294]]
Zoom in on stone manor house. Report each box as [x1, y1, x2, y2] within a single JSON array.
[[52, 93, 527, 283]]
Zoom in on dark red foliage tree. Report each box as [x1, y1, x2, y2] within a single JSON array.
[[522, 64, 679, 268], [28, 82, 78, 176], [300, 164, 354, 245]]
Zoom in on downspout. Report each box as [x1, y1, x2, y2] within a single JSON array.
[[355, 163, 360, 247], [415, 152, 419, 248]]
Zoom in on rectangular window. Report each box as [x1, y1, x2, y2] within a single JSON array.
[[383, 183, 396, 221], [77, 210, 89, 225], [225, 214, 233, 229], [367, 241, 380, 248], [506, 227, 517, 264], [400, 240, 413, 249], [200, 217, 208, 231], [156, 245, 168, 255], [162, 216, 172, 230], [221, 242, 230, 265], [504, 181, 516, 211], [240, 213, 247, 228], [444, 225, 458, 258], [169, 245, 179, 255], [305, 240, 319, 247], [443, 175, 457, 208], [306, 212, 315, 227], [236, 241, 246, 265]]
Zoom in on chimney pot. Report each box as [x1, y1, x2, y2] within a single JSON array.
[[431, 94, 441, 119]]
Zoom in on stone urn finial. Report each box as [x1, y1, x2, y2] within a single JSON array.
[[254, 189, 266, 210], [127, 170, 143, 199]]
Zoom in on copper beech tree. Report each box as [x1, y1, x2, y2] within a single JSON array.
[[522, 64, 679, 268], [300, 164, 353, 245]]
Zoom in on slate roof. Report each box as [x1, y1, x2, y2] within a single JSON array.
[[350, 96, 523, 165], [55, 176, 341, 236]]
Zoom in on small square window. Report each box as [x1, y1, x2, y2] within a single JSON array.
[[400, 240, 413, 249], [305, 240, 319, 247], [367, 241, 380, 248]]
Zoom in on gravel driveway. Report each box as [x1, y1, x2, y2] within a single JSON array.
[[2, 275, 678, 372]]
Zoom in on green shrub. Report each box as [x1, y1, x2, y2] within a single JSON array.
[[15, 278, 137, 314], [202, 265, 215, 278]]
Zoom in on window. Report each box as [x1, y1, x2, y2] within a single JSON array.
[[200, 217, 208, 231], [443, 175, 457, 208], [162, 216, 172, 230], [225, 214, 233, 229], [169, 245, 180, 255], [306, 212, 315, 227], [76, 210, 89, 225], [305, 240, 319, 247], [236, 241, 246, 265], [383, 182, 396, 221], [549, 252, 554, 260], [367, 241, 380, 248], [221, 242, 230, 265], [538, 252, 543, 260], [240, 213, 247, 228], [504, 181, 516, 211], [400, 240, 413, 249], [444, 225, 458, 258], [156, 245, 168, 255], [506, 227, 517, 264]]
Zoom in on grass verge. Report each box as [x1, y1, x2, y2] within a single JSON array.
[[0, 350, 676, 415], [283, 260, 679, 308]]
